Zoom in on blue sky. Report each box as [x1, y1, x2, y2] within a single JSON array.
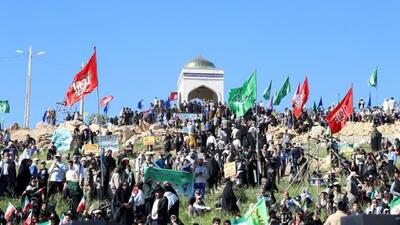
[[1, 1, 399, 127]]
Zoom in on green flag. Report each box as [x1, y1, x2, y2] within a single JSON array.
[[228, 72, 257, 117], [231, 218, 246, 225], [368, 68, 378, 87], [273, 76, 290, 105], [143, 167, 194, 197], [389, 196, 400, 214], [244, 199, 269, 225], [263, 80, 272, 101], [0, 100, 10, 113], [313, 101, 317, 113], [38, 221, 51, 225]]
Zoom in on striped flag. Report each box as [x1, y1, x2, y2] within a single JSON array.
[[4, 202, 15, 221], [21, 196, 31, 213], [76, 195, 86, 213], [32, 187, 46, 196], [23, 211, 32, 225], [100, 95, 114, 107], [390, 196, 400, 215]]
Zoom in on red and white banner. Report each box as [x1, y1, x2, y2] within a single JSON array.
[[65, 49, 98, 106], [326, 86, 353, 134], [293, 77, 310, 119], [100, 95, 114, 107]]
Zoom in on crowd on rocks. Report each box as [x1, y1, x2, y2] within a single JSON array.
[[0, 97, 400, 225]]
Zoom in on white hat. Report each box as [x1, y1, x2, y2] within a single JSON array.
[[32, 158, 39, 162], [93, 209, 102, 214], [55, 153, 61, 158]]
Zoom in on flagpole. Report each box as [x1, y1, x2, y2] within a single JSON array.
[[254, 70, 260, 188], [376, 66, 378, 108], [352, 83, 355, 146], [94, 47, 104, 199], [79, 61, 85, 117]]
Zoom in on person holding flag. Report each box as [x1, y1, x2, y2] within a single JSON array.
[[64, 160, 83, 217]]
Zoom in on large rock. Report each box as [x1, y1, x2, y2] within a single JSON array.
[[119, 126, 134, 143], [311, 125, 325, 138], [58, 120, 84, 133], [9, 124, 57, 149], [35, 122, 55, 129], [9, 123, 19, 130], [88, 124, 108, 135]]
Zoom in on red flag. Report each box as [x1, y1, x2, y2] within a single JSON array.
[[293, 77, 310, 119], [100, 95, 114, 107], [65, 49, 98, 106], [169, 92, 178, 101], [326, 86, 353, 134]]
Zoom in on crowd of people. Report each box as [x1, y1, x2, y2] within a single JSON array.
[[0, 96, 399, 225]]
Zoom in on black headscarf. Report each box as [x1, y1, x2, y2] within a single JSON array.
[[111, 182, 134, 225], [15, 159, 31, 196], [164, 184, 178, 196], [221, 181, 240, 215]]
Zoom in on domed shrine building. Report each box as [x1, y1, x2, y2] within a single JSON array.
[[176, 56, 224, 105]]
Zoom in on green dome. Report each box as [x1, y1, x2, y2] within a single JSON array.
[[184, 56, 216, 69]]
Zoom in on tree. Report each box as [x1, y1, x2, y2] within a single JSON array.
[[88, 114, 109, 125]]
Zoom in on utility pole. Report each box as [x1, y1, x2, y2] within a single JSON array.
[[20, 46, 44, 128], [23, 46, 33, 128]]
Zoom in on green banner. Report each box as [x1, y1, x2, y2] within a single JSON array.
[[368, 68, 378, 87], [143, 167, 194, 197], [244, 199, 269, 225], [273, 76, 291, 105], [231, 218, 246, 225], [228, 72, 257, 117], [0, 100, 10, 113], [263, 80, 272, 101]]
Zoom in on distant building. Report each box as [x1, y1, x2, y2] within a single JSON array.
[[177, 56, 224, 105]]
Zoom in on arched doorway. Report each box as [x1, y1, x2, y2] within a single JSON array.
[[187, 86, 218, 103]]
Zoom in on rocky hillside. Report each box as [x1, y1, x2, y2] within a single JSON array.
[[8, 120, 400, 151]]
